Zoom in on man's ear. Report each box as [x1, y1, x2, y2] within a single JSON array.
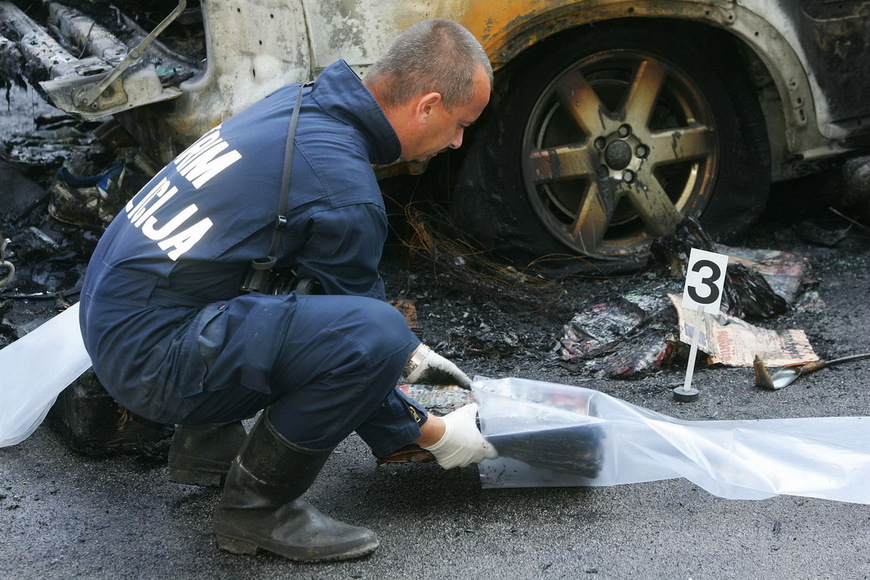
[[415, 92, 442, 120]]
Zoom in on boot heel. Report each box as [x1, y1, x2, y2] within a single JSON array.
[[216, 535, 260, 555]]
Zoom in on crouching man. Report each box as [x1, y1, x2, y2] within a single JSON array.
[[79, 19, 496, 562]]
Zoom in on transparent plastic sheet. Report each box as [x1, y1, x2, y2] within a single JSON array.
[[473, 377, 870, 504], [0, 303, 92, 447]]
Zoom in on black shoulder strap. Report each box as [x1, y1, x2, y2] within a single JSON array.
[[263, 83, 305, 268]]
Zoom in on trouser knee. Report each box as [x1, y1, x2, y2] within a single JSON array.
[[266, 296, 420, 449]]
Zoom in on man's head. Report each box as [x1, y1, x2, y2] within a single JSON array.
[[365, 19, 493, 162]]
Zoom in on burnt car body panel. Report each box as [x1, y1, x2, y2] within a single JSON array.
[[2, 0, 868, 169], [797, 0, 870, 128]]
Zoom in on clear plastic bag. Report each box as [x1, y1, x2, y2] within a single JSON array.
[[0, 302, 92, 447], [474, 377, 870, 504]]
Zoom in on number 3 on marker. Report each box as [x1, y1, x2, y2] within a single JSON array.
[[688, 260, 721, 304], [682, 248, 729, 313]]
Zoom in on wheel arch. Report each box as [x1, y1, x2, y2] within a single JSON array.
[[464, 1, 830, 181]]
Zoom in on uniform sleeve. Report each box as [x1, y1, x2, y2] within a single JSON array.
[[355, 386, 429, 457], [293, 202, 387, 298]]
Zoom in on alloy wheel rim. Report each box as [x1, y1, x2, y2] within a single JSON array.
[[522, 49, 719, 257]]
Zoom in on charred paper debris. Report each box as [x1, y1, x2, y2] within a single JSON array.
[[557, 290, 679, 379], [556, 218, 817, 380]]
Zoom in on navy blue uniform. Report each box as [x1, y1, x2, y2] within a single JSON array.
[[79, 60, 426, 457]]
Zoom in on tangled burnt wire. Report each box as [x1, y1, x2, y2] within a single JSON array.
[[400, 204, 573, 320]]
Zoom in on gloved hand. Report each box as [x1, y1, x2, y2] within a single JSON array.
[[404, 343, 472, 389], [421, 403, 498, 469]]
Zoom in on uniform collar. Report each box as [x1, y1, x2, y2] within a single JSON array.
[[310, 59, 401, 165]]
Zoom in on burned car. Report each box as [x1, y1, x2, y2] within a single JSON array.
[[1, 0, 869, 272]]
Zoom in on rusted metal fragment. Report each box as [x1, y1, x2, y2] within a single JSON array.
[[388, 298, 419, 334], [753, 354, 775, 388], [376, 444, 434, 465]]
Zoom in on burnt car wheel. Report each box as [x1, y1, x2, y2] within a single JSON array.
[[455, 26, 770, 272]]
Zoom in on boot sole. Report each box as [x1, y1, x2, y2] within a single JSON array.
[[215, 532, 379, 562], [168, 467, 225, 487]]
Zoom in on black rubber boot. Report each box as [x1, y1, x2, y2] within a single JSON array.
[[168, 422, 247, 486], [213, 413, 378, 562]]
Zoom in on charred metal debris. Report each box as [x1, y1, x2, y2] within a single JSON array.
[[0, 1, 201, 117], [0, 106, 150, 347]]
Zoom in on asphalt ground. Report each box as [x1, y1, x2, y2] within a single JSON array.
[[2, 84, 870, 579]]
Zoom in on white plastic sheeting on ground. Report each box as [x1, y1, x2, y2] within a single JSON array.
[[0, 303, 92, 446], [474, 377, 870, 504]]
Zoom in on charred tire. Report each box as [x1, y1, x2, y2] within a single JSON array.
[[454, 26, 770, 273]]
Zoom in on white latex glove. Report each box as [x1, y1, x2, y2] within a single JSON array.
[[404, 343, 472, 389], [421, 403, 498, 469]]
